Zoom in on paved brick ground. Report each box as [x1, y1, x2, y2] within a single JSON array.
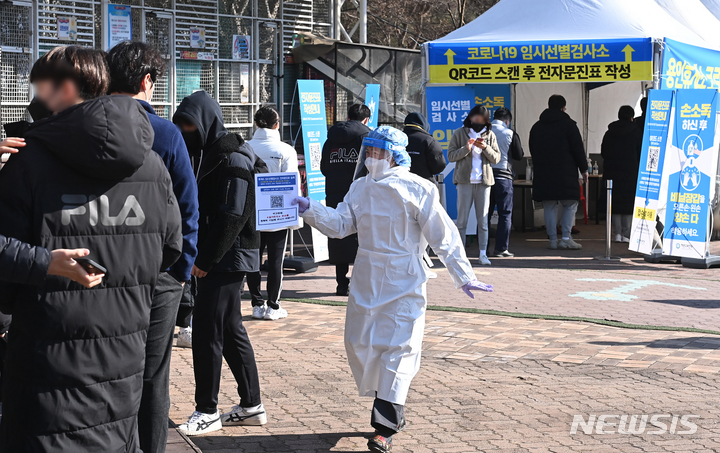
[[281, 224, 720, 332], [169, 302, 720, 452]]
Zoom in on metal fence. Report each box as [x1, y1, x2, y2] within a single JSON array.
[[0, 0, 331, 140]]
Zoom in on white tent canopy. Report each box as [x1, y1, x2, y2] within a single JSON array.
[[426, 0, 720, 155], [654, 0, 720, 45], [434, 0, 710, 46], [700, 0, 720, 21]]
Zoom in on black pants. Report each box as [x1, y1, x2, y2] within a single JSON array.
[[193, 271, 261, 413], [371, 398, 404, 438], [175, 279, 195, 328], [335, 264, 350, 289], [138, 272, 184, 453], [248, 230, 288, 310]]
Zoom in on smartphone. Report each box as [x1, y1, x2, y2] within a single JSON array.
[[75, 258, 108, 276]]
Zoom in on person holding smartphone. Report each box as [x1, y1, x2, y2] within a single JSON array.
[[447, 105, 501, 266]]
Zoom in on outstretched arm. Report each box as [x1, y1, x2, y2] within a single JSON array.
[[416, 186, 493, 296], [294, 194, 357, 239], [416, 186, 475, 288]]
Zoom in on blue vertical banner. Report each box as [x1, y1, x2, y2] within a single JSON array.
[[662, 89, 719, 258], [365, 84, 380, 129], [297, 80, 328, 202], [629, 89, 674, 254], [297, 80, 330, 262]]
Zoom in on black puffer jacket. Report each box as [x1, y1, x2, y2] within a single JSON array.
[[529, 108, 589, 201], [320, 120, 368, 265], [321, 120, 370, 206], [404, 112, 447, 180], [0, 235, 51, 287], [0, 95, 182, 452], [601, 119, 642, 214], [174, 91, 267, 273]]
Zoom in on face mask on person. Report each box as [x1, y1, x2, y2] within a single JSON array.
[[182, 130, 204, 157], [365, 157, 392, 179], [470, 122, 486, 133]]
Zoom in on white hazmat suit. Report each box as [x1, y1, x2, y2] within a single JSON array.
[[301, 166, 477, 405]]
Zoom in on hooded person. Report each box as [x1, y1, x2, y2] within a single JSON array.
[[172, 91, 270, 437], [601, 105, 642, 242], [320, 104, 371, 296], [403, 112, 447, 180], [0, 46, 182, 452], [292, 126, 492, 453]]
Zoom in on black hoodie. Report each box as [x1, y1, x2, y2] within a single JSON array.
[[321, 120, 371, 206], [0, 95, 182, 451], [403, 112, 447, 180], [174, 91, 268, 273], [529, 108, 588, 202]]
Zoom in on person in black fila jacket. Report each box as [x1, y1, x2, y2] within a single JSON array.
[[0, 46, 182, 452], [320, 104, 371, 296], [173, 91, 269, 436]]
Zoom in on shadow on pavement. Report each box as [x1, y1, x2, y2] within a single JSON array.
[[590, 337, 720, 349], [191, 431, 369, 452], [646, 299, 720, 309]]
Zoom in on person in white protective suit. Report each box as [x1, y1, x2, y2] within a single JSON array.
[[292, 126, 492, 453]]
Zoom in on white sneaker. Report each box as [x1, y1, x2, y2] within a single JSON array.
[[614, 234, 623, 243], [621, 236, 630, 243], [479, 255, 492, 266], [177, 327, 192, 348], [559, 238, 582, 250], [252, 305, 266, 320], [221, 404, 267, 426], [177, 410, 222, 436], [426, 270, 438, 279], [264, 307, 288, 320]]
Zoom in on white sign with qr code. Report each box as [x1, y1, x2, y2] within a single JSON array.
[[255, 172, 300, 231], [308, 143, 322, 171]]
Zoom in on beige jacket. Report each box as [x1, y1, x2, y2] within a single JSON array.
[[447, 127, 501, 186]]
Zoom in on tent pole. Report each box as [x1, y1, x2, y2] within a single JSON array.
[[653, 40, 663, 90]]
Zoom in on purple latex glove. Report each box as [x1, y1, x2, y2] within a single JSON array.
[[291, 196, 310, 214], [462, 279, 493, 298]]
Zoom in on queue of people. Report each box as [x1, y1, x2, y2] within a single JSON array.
[[0, 39, 644, 453]]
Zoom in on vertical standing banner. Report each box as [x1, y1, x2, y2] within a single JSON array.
[[297, 80, 329, 262], [365, 84, 380, 129], [629, 89, 674, 254], [662, 89, 719, 258]]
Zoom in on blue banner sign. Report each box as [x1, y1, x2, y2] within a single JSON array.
[[661, 38, 720, 90], [297, 80, 328, 202], [629, 89, 674, 253], [428, 38, 653, 84], [662, 89, 718, 258], [365, 84, 380, 129]]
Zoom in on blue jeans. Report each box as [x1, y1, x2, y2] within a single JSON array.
[[543, 200, 578, 241], [487, 178, 514, 253]]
